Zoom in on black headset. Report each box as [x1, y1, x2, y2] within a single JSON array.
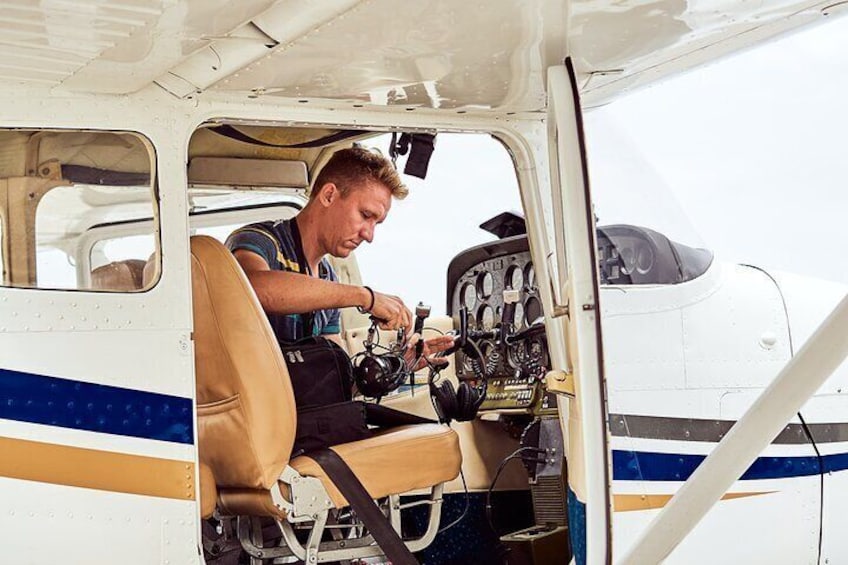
[[428, 309, 488, 424], [350, 323, 410, 401], [429, 373, 487, 423], [352, 349, 407, 400]]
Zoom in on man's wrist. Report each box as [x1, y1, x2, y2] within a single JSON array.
[[357, 285, 375, 314]]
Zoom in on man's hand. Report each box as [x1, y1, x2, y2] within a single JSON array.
[[370, 291, 413, 331], [404, 333, 457, 372]]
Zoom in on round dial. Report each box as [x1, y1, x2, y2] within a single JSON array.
[[476, 271, 494, 299], [524, 263, 536, 290], [524, 296, 542, 326], [528, 338, 544, 362], [505, 264, 523, 290], [461, 282, 476, 310], [509, 340, 528, 366], [513, 302, 525, 330], [477, 304, 495, 331]]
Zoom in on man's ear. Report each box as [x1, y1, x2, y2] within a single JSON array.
[[317, 182, 338, 207]]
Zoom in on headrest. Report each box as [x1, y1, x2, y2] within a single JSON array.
[[90, 259, 146, 291]]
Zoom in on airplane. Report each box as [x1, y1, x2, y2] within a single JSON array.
[[1, 1, 847, 564]]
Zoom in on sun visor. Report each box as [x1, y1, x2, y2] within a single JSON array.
[[188, 157, 308, 189]]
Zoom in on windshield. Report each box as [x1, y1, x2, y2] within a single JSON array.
[[585, 17, 848, 285]]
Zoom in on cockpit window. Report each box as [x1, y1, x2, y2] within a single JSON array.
[[0, 130, 158, 292]]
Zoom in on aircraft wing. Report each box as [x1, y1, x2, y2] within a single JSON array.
[[0, 0, 843, 111]]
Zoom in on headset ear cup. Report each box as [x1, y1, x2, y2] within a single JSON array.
[[442, 380, 458, 416], [431, 379, 458, 423], [453, 381, 487, 422], [456, 382, 470, 420], [470, 383, 486, 412]]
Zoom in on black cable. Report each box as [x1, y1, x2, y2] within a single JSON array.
[[797, 411, 824, 565], [437, 469, 470, 534], [485, 447, 547, 535]]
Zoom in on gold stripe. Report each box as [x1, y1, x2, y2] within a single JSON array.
[[0, 436, 195, 501], [613, 491, 774, 513], [281, 257, 300, 271]]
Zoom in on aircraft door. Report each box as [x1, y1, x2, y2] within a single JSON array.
[[0, 129, 199, 563], [543, 60, 611, 565]]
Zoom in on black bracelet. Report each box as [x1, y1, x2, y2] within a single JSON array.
[[357, 285, 375, 314]]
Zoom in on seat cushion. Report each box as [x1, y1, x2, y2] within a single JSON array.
[[199, 463, 218, 519], [290, 424, 461, 508]]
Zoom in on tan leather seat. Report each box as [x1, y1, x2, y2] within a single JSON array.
[[189, 235, 461, 522], [291, 424, 460, 507], [90, 259, 146, 291], [198, 463, 217, 519]]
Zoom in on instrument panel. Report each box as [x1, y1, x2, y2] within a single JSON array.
[[453, 251, 543, 334], [444, 225, 713, 413], [448, 242, 550, 413]]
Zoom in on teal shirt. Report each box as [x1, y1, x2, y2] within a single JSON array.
[[226, 218, 341, 342]]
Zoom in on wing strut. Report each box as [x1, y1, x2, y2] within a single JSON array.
[[620, 294, 848, 564]]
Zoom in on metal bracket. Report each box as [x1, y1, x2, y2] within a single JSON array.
[[274, 466, 334, 523]]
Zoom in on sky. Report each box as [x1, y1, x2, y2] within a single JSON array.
[[588, 13, 848, 285], [358, 12, 848, 314]]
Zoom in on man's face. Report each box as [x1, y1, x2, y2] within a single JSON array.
[[319, 179, 392, 258]]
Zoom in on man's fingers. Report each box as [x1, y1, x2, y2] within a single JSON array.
[[423, 335, 456, 354]]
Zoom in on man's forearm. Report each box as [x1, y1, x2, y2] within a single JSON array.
[[245, 270, 369, 315]]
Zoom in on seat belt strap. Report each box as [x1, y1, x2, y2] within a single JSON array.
[[309, 448, 418, 565]]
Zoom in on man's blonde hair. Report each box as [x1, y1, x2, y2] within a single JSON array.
[[311, 146, 408, 200]]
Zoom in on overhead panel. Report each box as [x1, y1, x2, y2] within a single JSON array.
[[0, 0, 840, 110], [0, 0, 165, 87], [207, 0, 561, 112], [0, 0, 278, 94]]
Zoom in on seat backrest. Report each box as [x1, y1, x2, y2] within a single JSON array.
[[90, 259, 146, 291], [190, 235, 297, 490]]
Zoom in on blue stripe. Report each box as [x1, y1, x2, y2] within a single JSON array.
[[0, 368, 193, 444], [612, 449, 848, 481], [567, 487, 587, 565]]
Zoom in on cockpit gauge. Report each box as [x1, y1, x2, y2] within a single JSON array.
[[528, 338, 545, 362], [509, 340, 528, 366], [524, 296, 542, 326], [513, 301, 525, 330], [505, 264, 523, 290], [461, 282, 477, 310], [477, 271, 494, 299], [477, 304, 495, 331], [524, 263, 536, 290]]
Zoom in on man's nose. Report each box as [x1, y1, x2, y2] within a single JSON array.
[[361, 223, 374, 243]]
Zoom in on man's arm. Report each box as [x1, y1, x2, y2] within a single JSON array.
[[235, 249, 368, 314], [234, 249, 412, 330]]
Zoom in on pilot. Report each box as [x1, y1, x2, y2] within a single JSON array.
[[226, 146, 453, 368]]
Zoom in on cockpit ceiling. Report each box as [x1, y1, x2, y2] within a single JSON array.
[[1, 0, 840, 110]]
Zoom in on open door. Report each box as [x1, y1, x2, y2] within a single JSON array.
[[545, 59, 612, 565]]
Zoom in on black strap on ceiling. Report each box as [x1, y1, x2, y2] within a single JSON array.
[[308, 448, 419, 565], [209, 125, 365, 149], [388, 132, 436, 179], [62, 165, 151, 186]]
